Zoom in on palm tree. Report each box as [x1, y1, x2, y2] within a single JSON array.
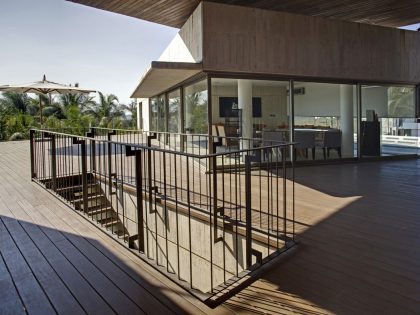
[[58, 90, 96, 111], [120, 100, 138, 128], [84, 92, 123, 126], [388, 87, 415, 117], [185, 92, 208, 133], [0, 92, 32, 114]]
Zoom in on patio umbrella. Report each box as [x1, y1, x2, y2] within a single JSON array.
[[0, 75, 96, 124]]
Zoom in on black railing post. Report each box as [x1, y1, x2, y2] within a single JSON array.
[[126, 146, 145, 252], [74, 137, 88, 213], [50, 134, 57, 192], [81, 139, 88, 213], [29, 129, 36, 179], [245, 154, 252, 268], [108, 130, 116, 191], [212, 141, 219, 242], [147, 133, 156, 214], [86, 128, 96, 173]]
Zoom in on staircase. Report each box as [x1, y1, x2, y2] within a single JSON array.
[[43, 174, 128, 239]]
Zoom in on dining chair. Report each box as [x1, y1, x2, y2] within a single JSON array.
[[294, 130, 316, 160]]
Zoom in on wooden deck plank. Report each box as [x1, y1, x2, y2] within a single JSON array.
[[16, 216, 116, 315], [1, 140, 420, 314], [0, 219, 56, 315], [0, 216, 86, 315], [0, 141, 235, 315], [0, 252, 26, 315]]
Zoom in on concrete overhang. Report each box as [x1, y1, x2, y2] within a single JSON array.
[[131, 61, 202, 98]]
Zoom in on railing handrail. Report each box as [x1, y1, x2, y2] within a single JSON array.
[[90, 126, 287, 144], [31, 128, 296, 159], [30, 126, 297, 301]]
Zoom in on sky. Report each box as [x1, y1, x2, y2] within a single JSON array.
[[0, 1, 419, 105], [0, 0, 178, 104]]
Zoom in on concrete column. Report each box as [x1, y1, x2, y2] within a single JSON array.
[[238, 79, 253, 150], [340, 85, 354, 157], [140, 98, 150, 131], [136, 99, 142, 129]]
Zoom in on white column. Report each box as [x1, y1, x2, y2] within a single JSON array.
[[340, 85, 354, 157], [238, 79, 253, 150], [140, 98, 150, 132], [136, 99, 141, 129]]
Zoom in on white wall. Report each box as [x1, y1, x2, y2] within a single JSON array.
[[158, 3, 203, 63], [294, 83, 341, 116], [211, 84, 288, 129], [138, 98, 149, 131], [294, 83, 388, 118], [361, 86, 388, 117]]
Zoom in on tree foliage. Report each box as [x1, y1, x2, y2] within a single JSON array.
[[0, 89, 135, 141]]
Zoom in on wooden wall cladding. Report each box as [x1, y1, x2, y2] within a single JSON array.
[[202, 2, 420, 84], [68, 0, 420, 29]]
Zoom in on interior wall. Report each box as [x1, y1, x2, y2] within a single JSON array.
[[294, 84, 340, 116], [361, 86, 389, 117], [294, 83, 388, 118], [211, 84, 288, 129]]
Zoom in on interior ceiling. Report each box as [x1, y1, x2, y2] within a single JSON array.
[[67, 0, 420, 28]]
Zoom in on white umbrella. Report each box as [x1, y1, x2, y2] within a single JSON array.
[[0, 75, 96, 124]]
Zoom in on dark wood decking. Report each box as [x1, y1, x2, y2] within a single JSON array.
[[1, 140, 420, 314]]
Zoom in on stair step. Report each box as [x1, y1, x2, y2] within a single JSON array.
[[72, 195, 107, 208], [56, 183, 98, 193], [88, 208, 114, 220], [73, 187, 101, 197], [88, 207, 112, 216], [100, 217, 120, 228]]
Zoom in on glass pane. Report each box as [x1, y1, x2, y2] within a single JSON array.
[[362, 85, 417, 156], [157, 94, 166, 132], [150, 97, 158, 131], [294, 82, 357, 160], [184, 79, 208, 134], [168, 89, 181, 133], [211, 78, 290, 160]]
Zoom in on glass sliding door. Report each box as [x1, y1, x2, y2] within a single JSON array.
[[183, 79, 208, 153], [184, 79, 208, 134], [157, 94, 166, 133], [361, 85, 417, 156], [293, 82, 357, 160], [168, 89, 181, 150], [168, 89, 181, 133], [150, 97, 158, 132], [211, 78, 289, 152]]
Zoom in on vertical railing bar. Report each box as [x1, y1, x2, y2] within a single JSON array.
[[221, 155, 226, 284], [292, 144, 295, 242], [235, 152, 239, 277], [283, 145, 287, 244], [30, 130, 36, 179], [153, 149, 158, 265], [174, 152, 180, 279], [245, 154, 252, 269], [186, 156, 193, 289], [163, 151, 169, 273]]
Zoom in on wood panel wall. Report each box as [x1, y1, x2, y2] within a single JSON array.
[[179, 3, 203, 62], [202, 2, 420, 84]]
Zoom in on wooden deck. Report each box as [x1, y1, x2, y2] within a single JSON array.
[[1, 140, 420, 314]]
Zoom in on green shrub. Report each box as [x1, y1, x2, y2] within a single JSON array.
[[5, 114, 34, 139], [9, 132, 25, 141]]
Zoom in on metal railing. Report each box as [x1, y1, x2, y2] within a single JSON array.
[[30, 127, 297, 305]]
